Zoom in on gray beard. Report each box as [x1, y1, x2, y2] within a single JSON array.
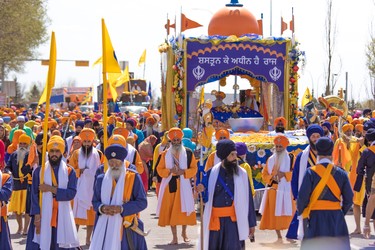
[[17, 147, 29, 164], [171, 144, 182, 155], [110, 167, 125, 181], [146, 126, 153, 137]]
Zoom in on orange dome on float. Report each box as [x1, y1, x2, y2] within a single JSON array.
[[208, 1, 260, 37]]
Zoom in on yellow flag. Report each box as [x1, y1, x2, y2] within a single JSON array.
[[92, 56, 102, 67], [301, 87, 313, 108], [198, 87, 205, 107], [102, 19, 121, 101], [116, 66, 130, 87], [138, 49, 146, 66], [102, 21, 121, 73], [38, 32, 57, 106]]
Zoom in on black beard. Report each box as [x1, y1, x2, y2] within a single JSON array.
[[82, 145, 93, 157], [223, 159, 238, 176], [309, 141, 317, 151], [48, 155, 62, 167], [275, 127, 285, 133]]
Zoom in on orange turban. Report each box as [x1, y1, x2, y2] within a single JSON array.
[[48, 119, 58, 129], [355, 124, 364, 133], [146, 117, 155, 125], [274, 135, 289, 148], [79, 128, 95, 141], [328, 116, 338, 124], [143, 112, 151, 118], [216, 91, 226, 99], [19, 134, 32, 145], [346, 115, 353, 124], [47, 135, 65, 153], [215, 129, 230, 140], [168, 127, 183, 140], [274, 117, 287, 127], [113, 127, 129, 139], [108, 134, 127, 147], [73, 136, 82, 144], [351, 118, 361, 126], [342, 123, 354, 133], [52, 130, 61, 137]]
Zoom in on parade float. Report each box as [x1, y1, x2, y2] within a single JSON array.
[[159, 1, 309, 194]]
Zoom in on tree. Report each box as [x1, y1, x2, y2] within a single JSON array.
[[0, 0, 49, 87], [25, 82, 43, 103], [366, 36, 375, 101], [324, 0, 338, 96], [12, 77, 26, 104]]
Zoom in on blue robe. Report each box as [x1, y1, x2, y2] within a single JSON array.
[[26, 164, 78, 250], [297, 162, 353, 250], [5, 152, 29, 191], [206, 167, 257, 250], [286, 150, 316, 239], [92, 170, 148, 250], [0, 174, 13, 250]]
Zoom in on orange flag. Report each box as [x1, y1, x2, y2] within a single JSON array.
[[165, 19, 176, 35], [257, 19, 263, 36], [290, 17, 295, 34], [281, 17, 288, 34], [181, 13, 202, 32]]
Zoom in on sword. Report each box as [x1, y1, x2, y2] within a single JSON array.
[[123, 220, 151, 236]]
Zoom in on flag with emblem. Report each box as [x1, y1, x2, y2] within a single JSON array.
[[301, 87, 313, 108]]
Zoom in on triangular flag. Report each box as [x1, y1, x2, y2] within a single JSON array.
[[92, 56, 102, 67], [301, 87, 313, 108], [290, 18, 295, 34], [281, 17, 288, 34], [38, 32, 57, 107], [181, 13, 202, 32], [102, 21, 121, 73], [138, 49, 146, 67], [116, 66, 130, 87], [165, 19, 176, 36]]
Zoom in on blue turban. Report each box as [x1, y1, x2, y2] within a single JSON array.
[[75, 120, 84, 129], [105, 144, 128, 161], [182, 128, 193, 139], [364, 120, 375, 131], [84, 119, 92, 124], [235, 142, 248, 156], [316, 137, 334, 156], [306, 124, 324, 139], [216, 139, 236, 160], [366, 128, 375, 142], [321, 121, 331, 131]]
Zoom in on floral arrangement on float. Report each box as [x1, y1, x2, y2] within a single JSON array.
[[288, 40, 305, 128]]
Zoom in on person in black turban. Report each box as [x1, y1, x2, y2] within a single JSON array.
[[216, 139, 238, 176]]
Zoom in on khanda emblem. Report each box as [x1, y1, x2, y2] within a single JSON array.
[[193, 65, 205, 80], [269, 67, 282, 81]]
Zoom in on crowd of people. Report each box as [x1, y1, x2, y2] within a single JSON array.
[[0, 105, 374, 249]]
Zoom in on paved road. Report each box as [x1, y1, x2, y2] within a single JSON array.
[[8, 190, 375, 249]]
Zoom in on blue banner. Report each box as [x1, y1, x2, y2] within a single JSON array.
[[185, 38, 288, 92]]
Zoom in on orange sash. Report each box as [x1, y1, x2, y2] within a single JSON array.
[[0, 173, 10, 232], [50, 167, 72, 228], [302, 164, 341, 219], [209, 203, 237, 231]]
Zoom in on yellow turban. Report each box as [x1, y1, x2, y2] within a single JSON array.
[[113, 127, 129, 139], [108, 134, 127, 147], [47, 135, 65, 153], [355, 124, 364, 133], [19, 134, 31, 145], [25, 120, 36, 129], [342, 123, 354, 133]]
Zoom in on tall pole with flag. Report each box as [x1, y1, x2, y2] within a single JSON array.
[[101, 19, 122, 171], [138, 49, 146, 79], [39, 31, 57, 208]]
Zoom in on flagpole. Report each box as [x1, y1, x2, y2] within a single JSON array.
[[143, 62, 146, 80], [101, 19, 109, 172], [40, 31, 56, 209]]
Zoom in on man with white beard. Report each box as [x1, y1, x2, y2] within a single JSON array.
[[6, 133, 32, 235], [142, 117, 160, 144], [259, 135, 295, 241], [91, 144, 148, 250], [156, 127, 197, 245], [69, 128, 103, 245]]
